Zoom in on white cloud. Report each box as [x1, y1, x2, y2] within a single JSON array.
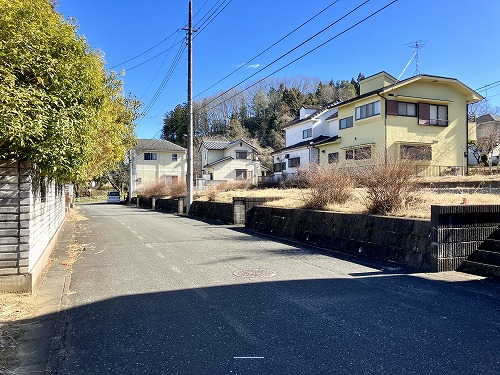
[[247, 64, 260, 69]]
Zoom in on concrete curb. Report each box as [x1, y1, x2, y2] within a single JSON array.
[[16, 219, 75, 374]]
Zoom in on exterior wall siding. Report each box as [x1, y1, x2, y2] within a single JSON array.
[[131, 149, 187, 193], [0, 161, 65, 292], [385, 81, 469, 168]]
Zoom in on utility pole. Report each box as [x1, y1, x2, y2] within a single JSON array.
[[186, 0, 194, 213]]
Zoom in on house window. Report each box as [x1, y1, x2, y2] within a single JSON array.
[[339, 116, 353, 130], [172, 153, 178, 162], [354, 146, 371, 160], [236, 151, 248, 159], [144, 152, 157, 160], [419, 103, 448, 126], [328, 152, 339, 164], [273, 162, 287, 172], [397, 102, 417, 116], [235, 169, 247, 180], [400, 145, 432, 160], [288, 157, 300, 168], [303, 128, 312, 139], [345, 149, 354, 160], [429, 105, 448, 126], [355, 101, 380, 120]]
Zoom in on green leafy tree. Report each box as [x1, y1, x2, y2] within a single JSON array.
[[0, 0, 140, 182], [162, 104, 188, 147]]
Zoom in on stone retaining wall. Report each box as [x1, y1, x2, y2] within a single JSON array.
[[188, 201, 233, 224], [246, 206, 432, 270]]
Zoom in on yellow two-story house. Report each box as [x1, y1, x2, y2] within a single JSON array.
[[316, 72, 483, 175]]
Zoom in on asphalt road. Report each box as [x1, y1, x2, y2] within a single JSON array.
[[46, 203, 500, 374]]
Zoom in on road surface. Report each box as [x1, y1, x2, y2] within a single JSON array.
[[47, 203, 500, 374]]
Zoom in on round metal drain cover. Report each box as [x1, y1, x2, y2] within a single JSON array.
[[233, 269, 277, 278]]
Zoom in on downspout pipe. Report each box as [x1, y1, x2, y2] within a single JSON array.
[[377, 92, 388, 164]]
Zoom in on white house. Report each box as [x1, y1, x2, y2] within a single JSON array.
[[272, 105, 340, 174], [129, 139, 187, 196], [199, 139, 263, 184]]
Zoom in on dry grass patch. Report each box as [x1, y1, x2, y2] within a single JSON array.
[[198, 186, 500, 219]]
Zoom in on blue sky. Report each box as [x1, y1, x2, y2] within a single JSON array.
[[56, 0, 500, 139]]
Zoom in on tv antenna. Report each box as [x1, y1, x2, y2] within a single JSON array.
[[405, 40, 427, 75]]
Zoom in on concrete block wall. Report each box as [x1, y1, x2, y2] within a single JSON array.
[[155, 197, 186, 214], [189, 201, 233, 224], [246, 206, 432, 270], [0, 161, 65, 292], [430, 205, 500, 271], [232, 197, 280, 225]]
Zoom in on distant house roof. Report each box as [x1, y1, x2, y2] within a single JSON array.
[[271, 135, 332, 155], [314, 135, 341, 146], [134, 139, 186, 152], [325, 112, 339, 121], [204, 156, 233, 167], [477, 114, 500, 124], [200, 139, 258, 152]]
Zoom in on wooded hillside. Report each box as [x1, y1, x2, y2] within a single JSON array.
[[162, 74, 364, 169]]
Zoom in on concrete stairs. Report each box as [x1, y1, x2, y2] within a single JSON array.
[[459, 228, 500, 278]]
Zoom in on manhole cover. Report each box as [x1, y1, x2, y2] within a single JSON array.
[[233, 269, 277, 278]]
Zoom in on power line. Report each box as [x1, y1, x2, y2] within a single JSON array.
[[203, 0, 374, 109], [140, 31, 185, 99], [476, 80, 500, 92], [125, 39, 185, 72], [195, 0, 233, 36], [138, 42, 187, 121], [202, 0, 399, 114], [109, 29, 181, 70], [194, 0, 228, 30], [194, 0, 341, 99]]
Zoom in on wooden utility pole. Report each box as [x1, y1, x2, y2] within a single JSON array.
[[186, 0, 194, 213]]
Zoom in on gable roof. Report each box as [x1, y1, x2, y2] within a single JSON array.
[[271, 135, 332, 155], [201, 139, 258, 152], [204, 156, 233, 167], [477, 114, 500, 124], [135, 139, 186, 152], [282, 103, 340, 129], [331, 73, 484, 110]]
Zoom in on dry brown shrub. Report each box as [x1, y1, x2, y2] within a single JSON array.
[[205, 187, 218, 202], [141, 180, 170, 198], [302, 165, 354, 210], [169, 180, 187, 198], [216, 180, 252, 191], [358, 159, 417, 215]]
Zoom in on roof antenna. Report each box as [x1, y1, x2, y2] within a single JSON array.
[[405, 40, 427, 76]]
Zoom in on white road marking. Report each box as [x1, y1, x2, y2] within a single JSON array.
[[233, 357, 264, 359]]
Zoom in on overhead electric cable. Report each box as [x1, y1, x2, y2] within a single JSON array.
[[109, 29, 181, 70], [140, 31, 184, 98], [194, 0, 227, 29], [194, 0, 341, 99], [476, 80, 500, 91], [125, 39, 185, 72], [202, 0, 399, 113], [139, 42, 187, 121], [204, 0, 373, 108], [195, 0, 233, 35]]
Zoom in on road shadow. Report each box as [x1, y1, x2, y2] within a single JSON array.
[[10, 274, 500, 375]]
